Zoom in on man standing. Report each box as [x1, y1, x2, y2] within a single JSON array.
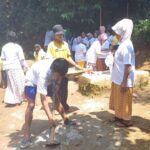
[[47, 24, 82, 112], [44, 30, 53, 50]]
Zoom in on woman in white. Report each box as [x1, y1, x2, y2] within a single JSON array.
[[1, 31, 28, 105], [86, 35, 110, 71], [96, 33, 110, 71], [74, 36, 86, 68], [109, 19, 135, 127]]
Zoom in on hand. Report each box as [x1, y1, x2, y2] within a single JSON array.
[[75, 64, 83, 70], [108, 52, 112, 55], [49, 119, 56, 128], [84, 68, 94, 74], [120, 81, 127, 93], [24, 66, 29, 73]]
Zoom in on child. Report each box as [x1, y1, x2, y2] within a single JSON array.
[[20, 58, 75, 149], [47, 24, 82, 112], [74, 36, 86, 68], [105, 44, 119, 73], [33, 44, 47, 61]]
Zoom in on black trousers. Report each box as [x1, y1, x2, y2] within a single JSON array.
[[47, 77, 69, 111]]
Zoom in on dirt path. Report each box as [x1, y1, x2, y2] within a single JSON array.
[[0, 81, 150, 150]]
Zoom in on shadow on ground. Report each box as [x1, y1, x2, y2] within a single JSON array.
[[6, 111, 150, 150]]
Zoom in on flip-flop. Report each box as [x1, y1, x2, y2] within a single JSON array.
[[116, 120, 133, 127], [64, 119, 77, 126], [109, 117, 122, 122], [44, 141, 60, 147]]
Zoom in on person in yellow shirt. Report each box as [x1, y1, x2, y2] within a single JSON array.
[[33, 44, 47, 61], [47, 24, 82, 112]]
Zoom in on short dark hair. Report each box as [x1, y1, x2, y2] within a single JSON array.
[[112, 44, 119, 51], [34, 44, 41, 48], [7, 31, 17, 42], [50, 58, 68, 76]]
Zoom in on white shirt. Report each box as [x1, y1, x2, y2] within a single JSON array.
[[74, 43, 86, 61], [44, 30, 53, 47], [81, 37, 89, 47], [88, 38, 96, 47], [1, 42, 25, 70], [25, 59, 53, 95], [71, 38, 77, 52], [105, 53, 114, 73], [86, 41, 101, 64], [97, 40, 110, 59], [111, 39, 135, 87], [105, 53, 114, 67], [34, 49, 47, 61]]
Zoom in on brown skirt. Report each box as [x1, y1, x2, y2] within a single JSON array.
[[109, 82, 133, 120], [96, 58, 107, 71]]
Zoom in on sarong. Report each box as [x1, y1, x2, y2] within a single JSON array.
[[109, 82, 133, 120]]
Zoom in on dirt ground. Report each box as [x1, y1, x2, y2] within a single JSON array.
[[0, 80, 150, 150]]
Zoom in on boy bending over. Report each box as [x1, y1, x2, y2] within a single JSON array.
[[21, 58, 75, 148]]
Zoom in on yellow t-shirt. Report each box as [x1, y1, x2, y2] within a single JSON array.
[[111, 36, 118, 46], [47, 41, 71, 59]]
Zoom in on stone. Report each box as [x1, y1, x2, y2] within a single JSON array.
[[78, 70, 149, 95], [33, 125, 83, 147]]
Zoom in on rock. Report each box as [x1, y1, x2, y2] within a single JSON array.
[[78, 71, 111, 96], [33, 125, 83, 147], [78, 70, 149, 95], [65, 129, 83, 146], [133, 93, 139, 98], [96, 133, 103, 140], [135, 70, 149, 88], [115, 141, 121, 146]]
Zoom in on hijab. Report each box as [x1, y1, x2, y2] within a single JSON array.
[[112, 19, 133, 42]]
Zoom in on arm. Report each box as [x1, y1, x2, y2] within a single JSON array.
[[121, 46, 132, 93], [18, 46, 29, 71], [38, 75, 55, 127], [97, 52, 110, 57], [121, 64, 131, 93], [40, 94, 55, 127], [65, 43, 83, 70], [66, 56, 83, 70]]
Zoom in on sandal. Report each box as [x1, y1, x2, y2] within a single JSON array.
[[20, 139, 31, 149], [109, 117, 122, 122], [116, 120, 133, 127], [64, 119, 77, 126]]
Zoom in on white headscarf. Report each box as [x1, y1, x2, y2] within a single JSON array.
[[112, 18, 133, 42]]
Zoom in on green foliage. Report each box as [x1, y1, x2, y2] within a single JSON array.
[[133, 19, 150, 46], [0, 0, 150, 58]]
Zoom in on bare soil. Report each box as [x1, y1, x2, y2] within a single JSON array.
[[0, 80, 149, 150]]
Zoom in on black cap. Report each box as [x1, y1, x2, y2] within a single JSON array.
[[52, 24, 64, 35]]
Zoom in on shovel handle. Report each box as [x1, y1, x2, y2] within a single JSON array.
[[50, 126, 55, 142]]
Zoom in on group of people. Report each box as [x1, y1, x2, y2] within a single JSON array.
[[0, 18, 135, 149], [67, 25, 119, 72]]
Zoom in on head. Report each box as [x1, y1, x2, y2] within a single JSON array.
[[87, 33, 93, 39], [112, 18, 133, 42], [109, 44, 119, 55], [98, 33, 107, 44], [107, 26, 114, 35], [76, 36, 82, 44], [7, 31, 17, 42], [99, 26, 106, 34], [81, 32, 86, 38], [94, 31, 99, 38], [34, 44, 41, 52], [52, 24, 64, 43], [50, 58, 68, 82]]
